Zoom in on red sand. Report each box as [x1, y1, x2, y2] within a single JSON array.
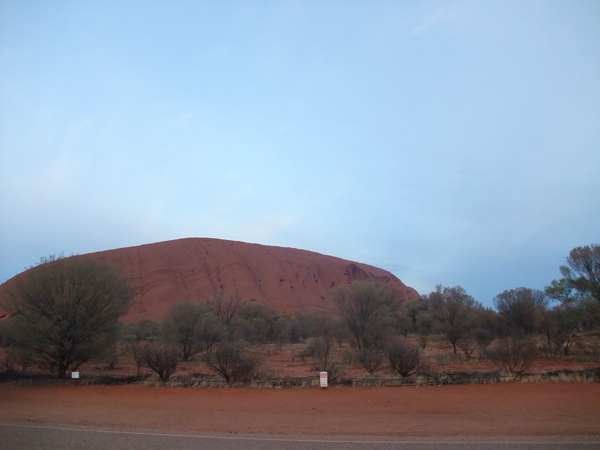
[[1, 382, 599, 436]]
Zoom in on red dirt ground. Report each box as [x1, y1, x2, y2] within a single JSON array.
[[72, 340, 600, 381], [1, 382, 599, 436]]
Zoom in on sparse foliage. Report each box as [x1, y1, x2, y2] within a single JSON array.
[[331, 280, 403, 352], [211, 291, 244, 336], [424, 285, 478, 354], [457, 334, 478, 360], [331, 280, 404, 373], [162, 301, 223, 361], [299, 311, 340, 371], [203, 341, 261, 383], [560, 244, 600, 302], [129, 341, 147, 376], [545, 278, 582, 307], [540, 307, 577, 355], [301, 336, 335, 371], [356, 347, 385, 374], [485, 337, 537, 375], [142, 342, 180, 382]]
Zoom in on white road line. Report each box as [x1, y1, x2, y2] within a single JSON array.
[[1, 423, 597, 445]]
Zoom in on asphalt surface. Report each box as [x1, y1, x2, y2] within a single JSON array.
[[1, 424, 599, 450]]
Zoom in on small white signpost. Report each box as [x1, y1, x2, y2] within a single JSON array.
[[319, 371, 328, 389], [71, 371, 80, 379]]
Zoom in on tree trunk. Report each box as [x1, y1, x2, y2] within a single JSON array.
[[57, 363, 68, 378]]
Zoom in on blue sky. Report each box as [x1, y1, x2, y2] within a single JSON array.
[[1, 0, 598, 308]]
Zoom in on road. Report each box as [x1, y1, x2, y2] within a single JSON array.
[[1, 424, 598, 450]]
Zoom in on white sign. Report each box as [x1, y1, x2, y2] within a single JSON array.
[[319, 371, 328, 388], [71, 371, 80, 379]]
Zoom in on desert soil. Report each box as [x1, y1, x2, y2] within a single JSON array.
[[1, 382, 599, 437]]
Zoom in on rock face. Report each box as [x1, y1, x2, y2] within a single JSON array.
[[3, 238, 420, 322]]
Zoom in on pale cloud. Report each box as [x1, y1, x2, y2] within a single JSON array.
[[176, 112, 195, 126], [413, 2, 462, 35], [1, 0, 599, 307], [240, 214, 298, 244]]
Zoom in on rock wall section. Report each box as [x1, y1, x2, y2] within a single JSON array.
[[5, 238, 420, 322]]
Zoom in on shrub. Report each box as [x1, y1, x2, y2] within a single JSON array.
[[203, 341, 261, 384], [142, 343, 180, 382], [1, 255, 133, 378], [457, 335, 478, 360], [485, 337, 537, 376], [300, 336, 334, 371], [386, 337, 421, 378], [162, 302, 223, 361], [357, 347, 385, 374]]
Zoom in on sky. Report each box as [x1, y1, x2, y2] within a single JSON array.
[[1, 0, 599, 308]]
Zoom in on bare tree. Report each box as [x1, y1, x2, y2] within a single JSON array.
[[211, 291, 244, 335], [457, 334, 478, 360], [129, 341, 146, 376]]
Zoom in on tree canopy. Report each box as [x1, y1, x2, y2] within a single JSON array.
[[560, 244, 600, 302], [423, 285, 479, 354], [162, 301, 223, 361], [1, 255, 133, 377], [331, 280, 403, 352], [493, 287, 548, 335]]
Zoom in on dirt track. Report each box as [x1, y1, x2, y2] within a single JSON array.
[[1, 382, 599, 436]]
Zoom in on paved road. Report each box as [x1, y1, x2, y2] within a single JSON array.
[[1, 424, 599, 450]]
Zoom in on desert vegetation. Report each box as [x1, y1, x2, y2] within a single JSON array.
[[0, 255, 133, 378], [1, 244, 599, 386]]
